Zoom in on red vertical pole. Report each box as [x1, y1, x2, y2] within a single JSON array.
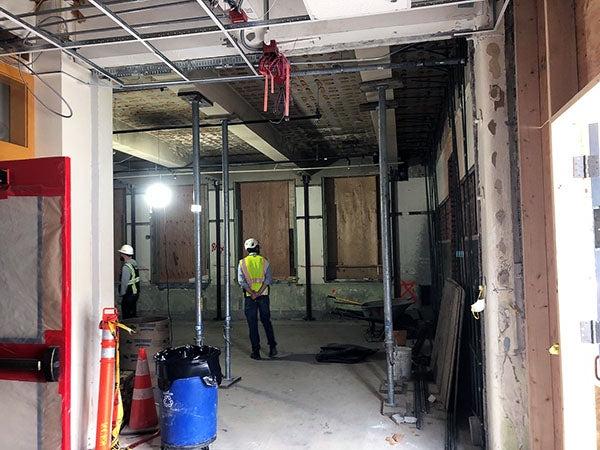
[[284, 62, 290, 118], [95, 308, 118, 450], [263, 75, 269, 112]]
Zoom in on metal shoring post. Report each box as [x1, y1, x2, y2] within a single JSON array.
[[220, 119, 241, 388], [214, 179, 223, 321], [191, 97, 204, 346], [377, 85, 397, 409], [302, 174, 314, 321]]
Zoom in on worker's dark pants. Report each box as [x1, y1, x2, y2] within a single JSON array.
[[244, 295, 277, 352], [121, 292, 139, 320]]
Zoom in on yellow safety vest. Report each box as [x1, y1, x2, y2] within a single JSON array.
[[239, 254, 269, 296], [124, 262, 140, 295]]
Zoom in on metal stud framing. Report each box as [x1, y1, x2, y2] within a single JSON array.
[[0, 6, 124, 85], [86, 0, 190, 81], [192, 0, 259, 76]]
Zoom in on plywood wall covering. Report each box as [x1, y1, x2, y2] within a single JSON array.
[[576, 0, 600, 88], [152, 185, 208, 283], [325, 176, 380, 280], [238, 180, 291, 279]]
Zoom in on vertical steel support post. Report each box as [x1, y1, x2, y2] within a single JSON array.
[[191, 98, 204, 346], [378, 86, 396, 407], [302, 174, 314, 321], [221, 119, 241, 387], [130, 185, 137, 252], [214, 179, 223, 320]]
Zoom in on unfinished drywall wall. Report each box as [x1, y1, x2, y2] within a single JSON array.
[[472, 29, 529, 449]]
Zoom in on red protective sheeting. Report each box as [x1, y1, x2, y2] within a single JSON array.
[[0, 157, 71, 450]]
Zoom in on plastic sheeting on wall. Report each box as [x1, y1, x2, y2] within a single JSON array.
[[0, 157, 71, 450]]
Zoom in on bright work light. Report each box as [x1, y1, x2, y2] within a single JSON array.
[[145, 182, 172, 209]]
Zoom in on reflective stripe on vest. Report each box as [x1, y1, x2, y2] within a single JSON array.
[[240, 254, 269, 294], [124, 262, 140, 295]]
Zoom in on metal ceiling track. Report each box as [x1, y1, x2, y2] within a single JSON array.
[[86, 0, 190, 81], [0, 6, 124, 86], [114, 58, 464, 91], [0, 0, 145, 21], [1, 0, 203, 36], [193, 0, 259, 76], [0, 15, 311, 57]]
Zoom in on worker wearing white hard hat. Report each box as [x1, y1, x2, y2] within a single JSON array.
[[118, 244, 140, 319], [237, 238, 277, 360]]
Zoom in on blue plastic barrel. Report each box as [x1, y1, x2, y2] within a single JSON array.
[[155, 345, 222, 449]]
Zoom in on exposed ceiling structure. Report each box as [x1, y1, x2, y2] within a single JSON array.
[[0, 0, 489, 170]]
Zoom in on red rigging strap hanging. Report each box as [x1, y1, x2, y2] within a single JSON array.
[[258, 40, 291, 118], [225, 2, 291, 118]]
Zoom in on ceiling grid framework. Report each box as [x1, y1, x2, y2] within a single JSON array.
[[0, 1, 468, 167]]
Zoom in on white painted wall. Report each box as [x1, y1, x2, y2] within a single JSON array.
[[395, 177, 431, 285], [33, 55, 114, 450], [295, 184, 325, 284], [551, 81, 600, 450]]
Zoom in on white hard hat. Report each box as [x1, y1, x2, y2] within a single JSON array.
[[244, 238, 259, 250], [118, 244, 134, 256]]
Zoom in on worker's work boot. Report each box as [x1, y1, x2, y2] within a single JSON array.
[[269, 346, 278, 358], [250, 350, 261, 360]]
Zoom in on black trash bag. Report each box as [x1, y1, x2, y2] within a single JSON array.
[[155, 344, 222, 391], [315, 343, 377, 364]]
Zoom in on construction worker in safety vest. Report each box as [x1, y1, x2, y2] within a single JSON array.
[[118, 244, 141, 320], [238, 238, 277, 360]]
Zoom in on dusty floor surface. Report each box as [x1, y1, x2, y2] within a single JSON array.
[[121, 319, 452, 449]]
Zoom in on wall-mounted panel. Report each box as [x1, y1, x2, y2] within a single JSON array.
[[238, 180, 292, 279], [152, 185, 208, 283], [325, 176, 380, 280]]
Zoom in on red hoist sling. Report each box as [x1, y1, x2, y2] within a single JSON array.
[[258, 40, 291, 118]]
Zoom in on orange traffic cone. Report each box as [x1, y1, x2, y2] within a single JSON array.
[[126, 348, 158, 433]]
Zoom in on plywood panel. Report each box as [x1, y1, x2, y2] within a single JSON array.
[[113, 188, 126, 282], [325, 176, 379, 280], [239, 181, 291, 279], [514, 1, 564, 447], [430, 279, 464, 410], [576, 0, 600, 88], [153, 185, 208, 283]]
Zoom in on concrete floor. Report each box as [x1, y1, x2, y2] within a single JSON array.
[[122, 319, 449, 449]]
